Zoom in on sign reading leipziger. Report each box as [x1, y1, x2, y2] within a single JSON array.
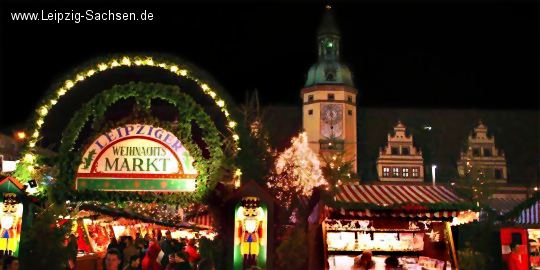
[[75, 124, 198, 192]]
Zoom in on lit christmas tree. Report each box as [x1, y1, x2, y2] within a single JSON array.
[[455, 149, 493, 208], [320, 149, 357, 189], [267, 132, 327, 208]]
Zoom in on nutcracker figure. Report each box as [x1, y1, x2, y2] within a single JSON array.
[[236, 197, 264, 269], [1, 193, 21, 255]]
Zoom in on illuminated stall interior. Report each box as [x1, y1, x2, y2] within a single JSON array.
[[528, 228, 540, 269], [66, 202, 216, 257], [320, 184, 478, 270]]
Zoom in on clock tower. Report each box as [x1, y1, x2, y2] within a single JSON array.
[[301, 6, 357, 172]]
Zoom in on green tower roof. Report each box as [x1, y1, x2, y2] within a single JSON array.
[[305, 6, 354, 88]]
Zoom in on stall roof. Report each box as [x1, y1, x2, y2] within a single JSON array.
[[76, 203, 210, 230], [0, 176, 26, 195], [487, 197, 526, 215], [333, 183, 464, 206], [323, 183, 477, 220], [515, 201, 540, 225], [491, 195, 540, 226]]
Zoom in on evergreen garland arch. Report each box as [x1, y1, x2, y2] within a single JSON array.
[[17, 54, 242, 185], [55, 82, 226, 205]]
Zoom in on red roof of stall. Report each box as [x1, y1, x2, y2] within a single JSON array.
[[323, 183, 476, 220], [334, 183, 464, 205]]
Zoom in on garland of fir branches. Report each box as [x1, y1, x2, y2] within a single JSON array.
[[55, 82, 225, 206], [25, 53, 239, 151]]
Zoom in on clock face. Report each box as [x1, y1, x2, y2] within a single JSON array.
[[321, 103, 343, 138]]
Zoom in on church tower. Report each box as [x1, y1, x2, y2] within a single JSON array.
[[301, 6, 357, 172]]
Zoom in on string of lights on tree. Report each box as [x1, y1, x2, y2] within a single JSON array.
[[267, 132, 327, 208], [463, 151, 488, 208], [320, 149, 356, 190]]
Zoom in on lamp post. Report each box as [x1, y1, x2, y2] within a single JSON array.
[[421, 125, 434, 184], [431, 165, 437, 186]]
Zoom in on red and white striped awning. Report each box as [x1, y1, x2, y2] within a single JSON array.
[[325, 184, 468, 220], [334, 184, 464, 205], [186, 213, 214, 228], [324, 206, 462, 219], [517, 201, 540, 224]]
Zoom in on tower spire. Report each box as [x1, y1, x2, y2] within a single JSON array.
[[304, 5, 353, 87], [317, 5, 341, 61]]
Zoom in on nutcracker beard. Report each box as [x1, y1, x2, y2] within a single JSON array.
[[237, 197, 264, 269]]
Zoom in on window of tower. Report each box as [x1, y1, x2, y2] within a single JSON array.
[[326, 72, 335, 81], [391, 147, 399, 155], [308, 95, 314, 102], [348, 110, 352, 116], [328, 93, 335, 101], [347, 95, 353, 103], [308, 109, 313, 115]]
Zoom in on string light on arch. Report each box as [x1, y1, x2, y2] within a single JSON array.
[[25, 55, 241, 160]]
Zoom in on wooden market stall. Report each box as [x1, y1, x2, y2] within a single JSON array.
[[308, 183, 478, 270], [66, 202, 217, 270]]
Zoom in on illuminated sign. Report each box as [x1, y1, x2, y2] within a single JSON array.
[[76, 124, 198, 192]]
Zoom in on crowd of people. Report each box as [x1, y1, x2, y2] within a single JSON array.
[[100, 230, 212, 270]]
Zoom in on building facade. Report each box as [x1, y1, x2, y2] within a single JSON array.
[[376, 121, 425, 182], [457, 121, 508, 183]]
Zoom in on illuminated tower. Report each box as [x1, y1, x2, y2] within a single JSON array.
[[301, 6, 357, 172]]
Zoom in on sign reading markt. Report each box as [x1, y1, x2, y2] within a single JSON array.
[[75, 124, 198, 192]]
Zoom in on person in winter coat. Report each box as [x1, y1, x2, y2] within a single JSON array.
[[141, 241, 162, 270], [184, 239, 200, 265]]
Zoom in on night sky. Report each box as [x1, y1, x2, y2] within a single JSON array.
[[0, 0, 538, 131]]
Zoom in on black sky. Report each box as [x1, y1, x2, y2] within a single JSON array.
[[0, 1, 538, 130]]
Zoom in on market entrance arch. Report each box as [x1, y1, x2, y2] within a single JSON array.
[[15, 54, 251, 269]]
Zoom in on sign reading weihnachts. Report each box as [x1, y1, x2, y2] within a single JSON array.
[[75, 124, 198, 192]]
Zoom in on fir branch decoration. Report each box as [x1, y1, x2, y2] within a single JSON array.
[[54, 82, 226, 206]]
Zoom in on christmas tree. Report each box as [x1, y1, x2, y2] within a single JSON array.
[[268, 132, 327, 209], [320, 149, 357, 190]]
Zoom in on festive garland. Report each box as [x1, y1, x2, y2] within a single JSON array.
[[53, 82, 226, 206], [18, 54, 240, 182]]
